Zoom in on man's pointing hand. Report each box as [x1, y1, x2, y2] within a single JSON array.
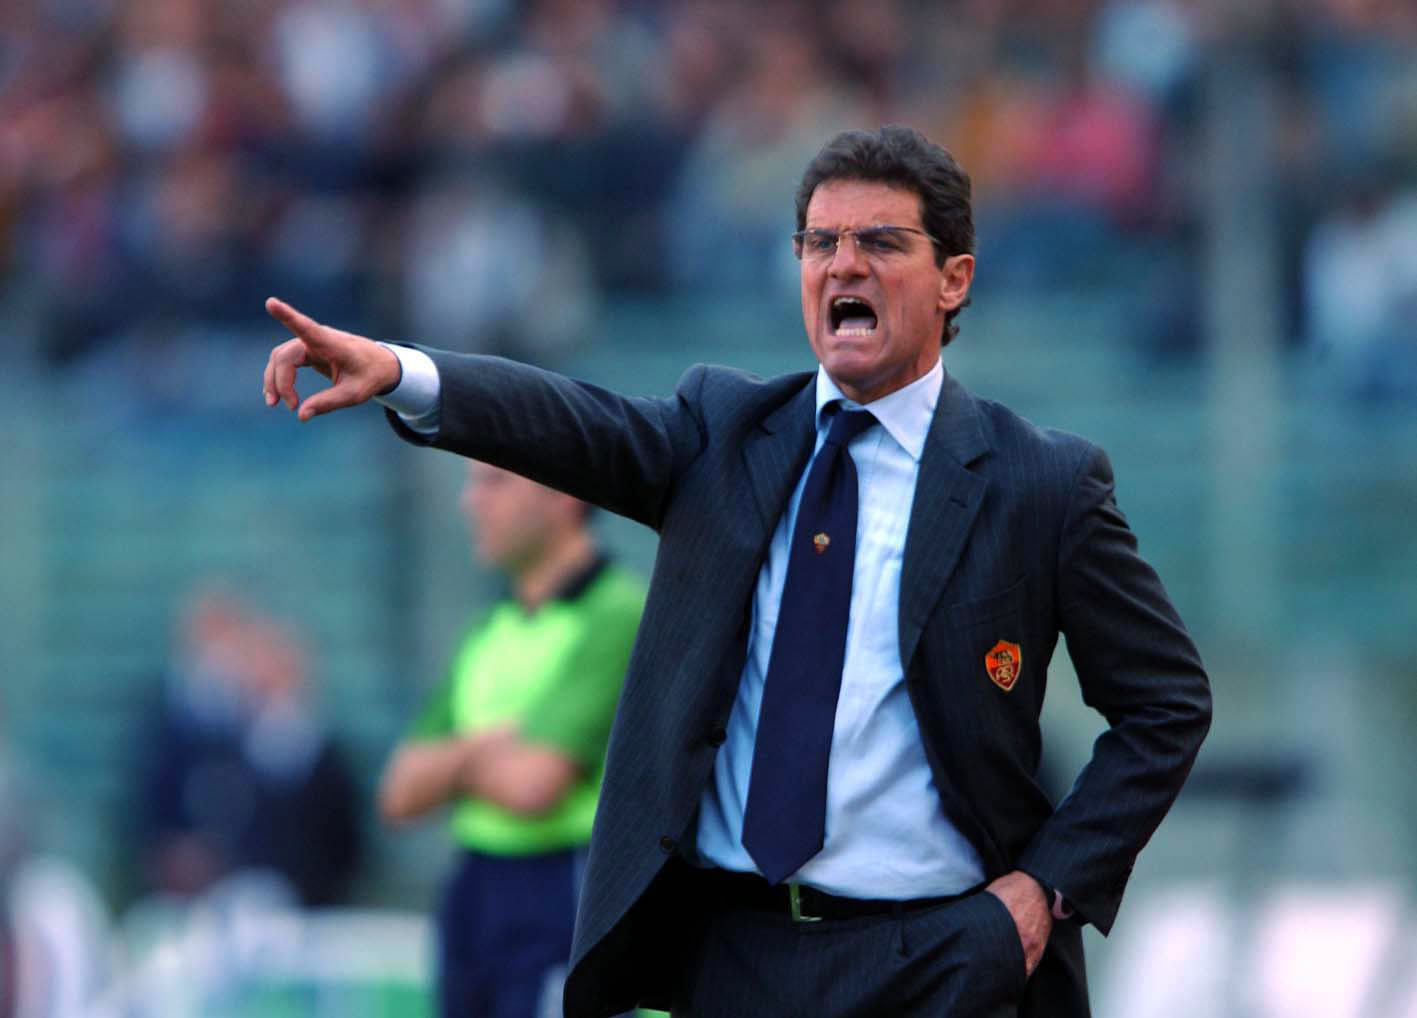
[[262, 297, 402, 421]]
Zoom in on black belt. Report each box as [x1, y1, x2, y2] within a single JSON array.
[[691, 864, 982, 923]]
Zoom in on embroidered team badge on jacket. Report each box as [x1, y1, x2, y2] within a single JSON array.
[[985, 641, 1022, 692]]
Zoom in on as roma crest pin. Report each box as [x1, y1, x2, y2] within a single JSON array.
[[985, 641, 1022, 692]]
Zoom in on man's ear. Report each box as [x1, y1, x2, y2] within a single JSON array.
[[938, 254, 975, 312], [554, 491, 592, 528]]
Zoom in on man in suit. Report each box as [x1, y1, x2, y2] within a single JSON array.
[[262, 125, 1211, 1017]]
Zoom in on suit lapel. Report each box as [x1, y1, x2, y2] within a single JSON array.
[[741, 379, 818, 536], [898, 371, 990, 671]]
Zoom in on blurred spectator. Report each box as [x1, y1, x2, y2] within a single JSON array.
[[134, 588, 247, 897], [970, 37, 1163, 291], [664, 9, 868, 294], [1091, 0, 1199, 108], [400, 172, 596, 359], [379, 462, 644, 1018], [235, 616, 364, 906], [133, 587, 363, 907], [271, 0, 395, 142], [1023, 45, 1160, 228], [480, 0, 653, 141], [653, 4, 738, 131], [1303, 173, 1417, 398], [820, 0, 910, 119], [119, 143, 264, 324]]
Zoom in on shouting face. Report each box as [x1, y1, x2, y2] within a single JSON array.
[[798, 179, 973, 404]]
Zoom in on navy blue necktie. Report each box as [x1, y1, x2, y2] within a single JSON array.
[[741, 404, 877, 885]]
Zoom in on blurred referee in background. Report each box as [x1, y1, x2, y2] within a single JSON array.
[[378, 461, 644, 1018]]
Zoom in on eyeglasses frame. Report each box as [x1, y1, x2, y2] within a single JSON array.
[[791, 224, 943, 262]]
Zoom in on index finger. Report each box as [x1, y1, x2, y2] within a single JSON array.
[[265, 297, 323, 342]]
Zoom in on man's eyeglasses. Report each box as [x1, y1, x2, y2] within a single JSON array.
[[792, 225, 940, 262]]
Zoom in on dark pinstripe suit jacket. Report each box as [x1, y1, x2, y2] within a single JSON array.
[[388, 351, 1212, 1018]]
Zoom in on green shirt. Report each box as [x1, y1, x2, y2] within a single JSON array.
[[409, 560, 644, 855]]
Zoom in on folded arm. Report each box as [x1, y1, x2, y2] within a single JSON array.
[[378, 728, 580, 823]]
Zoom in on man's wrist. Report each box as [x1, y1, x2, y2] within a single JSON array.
[[1024, 871, 1074, 920], [376, 343, 441, 427], [376, 343, 402, 396]]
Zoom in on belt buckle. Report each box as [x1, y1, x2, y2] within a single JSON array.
[[788, 883, 822, 923]]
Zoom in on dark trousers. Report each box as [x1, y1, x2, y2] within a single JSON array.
[[437, 847, 581, 1018], [666, 864, 1031, 1018]]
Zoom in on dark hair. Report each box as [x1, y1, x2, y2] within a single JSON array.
[[795, 125, 974, 345]]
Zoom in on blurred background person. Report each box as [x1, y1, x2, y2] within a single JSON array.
[[1302, 168, 1417, 400], [132, 587, 250, 897], [232, 614, 365, 907], [379, 462, 645, 1018], [132, 585, 363, 908]]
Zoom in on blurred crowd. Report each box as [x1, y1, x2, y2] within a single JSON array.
[[2, 0, 1415, 377]]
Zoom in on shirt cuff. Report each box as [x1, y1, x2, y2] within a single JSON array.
[[376, 343, 440, 436]]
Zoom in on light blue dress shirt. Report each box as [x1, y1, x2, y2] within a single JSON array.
[[694, 359, 985, 898], [381, 348, 986, 898]]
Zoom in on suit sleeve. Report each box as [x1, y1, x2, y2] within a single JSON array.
[[385, 350, 708, 531], [1015, 444, 1211, 935]]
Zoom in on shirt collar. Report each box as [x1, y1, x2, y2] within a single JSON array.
[[813, 357, 943, 462], [499, 553, 609, 615]]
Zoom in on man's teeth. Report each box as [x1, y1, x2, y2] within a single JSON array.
[[832, 297, 876, 335]]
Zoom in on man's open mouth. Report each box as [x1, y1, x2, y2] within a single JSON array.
[[830, 296, 878, 336]]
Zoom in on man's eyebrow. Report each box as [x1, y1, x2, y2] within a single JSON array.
[[803, 221, 922, 229]]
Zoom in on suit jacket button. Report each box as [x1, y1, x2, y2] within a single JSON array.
[[659, 836, 677, 854], [708, 727, 727, 747]]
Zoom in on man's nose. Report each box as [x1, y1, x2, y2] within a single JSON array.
[[827, 234, 868, 277]]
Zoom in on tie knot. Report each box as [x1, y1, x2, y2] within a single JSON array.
[[823, 405, 876, 447]]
